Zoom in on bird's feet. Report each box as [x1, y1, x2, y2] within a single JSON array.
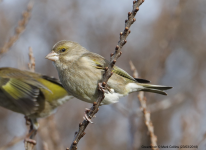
[[24, 138, 36, 149], [24, 116, 31, 126], [83, 108, 96, 123], [98, 83, 110, 93]]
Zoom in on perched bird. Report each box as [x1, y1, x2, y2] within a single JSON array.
[[0, 67, 73, 138], [46, 40, 172, 107]]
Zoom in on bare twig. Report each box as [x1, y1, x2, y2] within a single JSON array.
[[24, 139, 36, 150], [129, 60, 138, 78], [129, 61, 158, 150], [24, 46, 36, 150], [48, 115, 64, 150], [28, 47, 35, 72], [0, 2, 33, 56], [138, 92, 158, 150], [69, 1, 145, 149], [0, 117, 38, 150], [148, 94, 184, 113], [0, 134, 26, 150], [43, 142, 49, 150]]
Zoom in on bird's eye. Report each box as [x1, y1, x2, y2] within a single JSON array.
[[60, 48, 66, 53]]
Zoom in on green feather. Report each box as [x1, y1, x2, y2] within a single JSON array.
[[0, 67, 72, 117]]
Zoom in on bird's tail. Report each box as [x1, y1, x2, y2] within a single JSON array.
[[139, 84, 172, 95]]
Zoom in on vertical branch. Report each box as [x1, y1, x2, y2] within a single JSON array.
[[0, 135, 26, 150], [69, 1, 145, 150], [28, 49, 62, 149], [138, 92, 158, 150], [48, 115, 64, 150], [24, 47, 36, 150], [28, 47, 35, 72], [0, 2, 33, 56], [129, 61, 158, 150]]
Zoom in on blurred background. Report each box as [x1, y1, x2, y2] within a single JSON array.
[[0, 0, 206, 149]]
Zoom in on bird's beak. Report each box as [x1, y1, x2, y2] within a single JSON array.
[[45, 51, 59, 61]]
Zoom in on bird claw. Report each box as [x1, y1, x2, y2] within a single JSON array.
[[24, 138, 37, 145], [98, 83, 109, 93], [83, 115, 93, 124], [83, 109, 93, 123]]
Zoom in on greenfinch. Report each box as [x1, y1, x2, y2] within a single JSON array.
[[46, 40, 172, 105], [0, 67, 73, 137]]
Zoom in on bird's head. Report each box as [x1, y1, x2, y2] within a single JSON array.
[[45, 40, 78, 62]]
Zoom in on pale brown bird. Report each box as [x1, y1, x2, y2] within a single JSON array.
[[45, 40, 172, 106]]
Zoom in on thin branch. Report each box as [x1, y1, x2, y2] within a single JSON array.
[[28, 47, 35, 72], [24, 139, 36, 150], [129, 61, 158, 150], [0, 134, 26, 150], [24, 47, 36, 150], [68, 1, 145, 150], [43, 142, 49, 150], [129, 60, 138, 78], [48, 115, 64, 150], [147, 94, 184, 113], [138, 92, 158, 150], [0, 2, 33, 56]]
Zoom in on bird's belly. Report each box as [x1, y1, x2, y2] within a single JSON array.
[[61, 71, 99, 103], [60, 68, 127, 104], [101, 89, 124, 105]]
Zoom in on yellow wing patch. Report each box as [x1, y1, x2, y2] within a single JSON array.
[[37, 78, 68, 102], [2, 79, 38, 100]]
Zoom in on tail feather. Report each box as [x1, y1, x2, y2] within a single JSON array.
[[141, 88, 167, 95], [141, 84, 172, 90], [139, 84, 172, 95]]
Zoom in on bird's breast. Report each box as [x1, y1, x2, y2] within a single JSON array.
[[59, 65, 101, 102]]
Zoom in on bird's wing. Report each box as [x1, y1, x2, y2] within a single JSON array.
[[0, 78, 40, 116], [0, 68, 51, 91], [81, 53, 140, 82], [0, 68, 51, 116], [41, 75, 62, 87]]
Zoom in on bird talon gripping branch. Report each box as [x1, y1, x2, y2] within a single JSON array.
[[83, 111, 93, 124], [24, 138, 37, 145], [98, 83, 109, 94]]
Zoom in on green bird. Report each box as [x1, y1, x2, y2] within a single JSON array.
[[45, 40, 172, 107], [0, 67, 73, 138]]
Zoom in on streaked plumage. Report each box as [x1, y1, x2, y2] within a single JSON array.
[[46, 40, 172, 105]]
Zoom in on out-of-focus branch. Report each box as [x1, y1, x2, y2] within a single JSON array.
[[138, 92, 158, 150], [0, 2, 33, 56], [130, 61, 158, 150], [43, 142, 49, 150], [24, 139, 36, 150], [28, 47, 35, 72], [129, 60, 138, 78], [0, 117, 37, 150], [69, 1, 145, 149], [113, 93, 185, 118], [0, 134, 26, 150], [24, 47, 36, 150], [148, 94, 184, 113], [48, 115, 64, 150]]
